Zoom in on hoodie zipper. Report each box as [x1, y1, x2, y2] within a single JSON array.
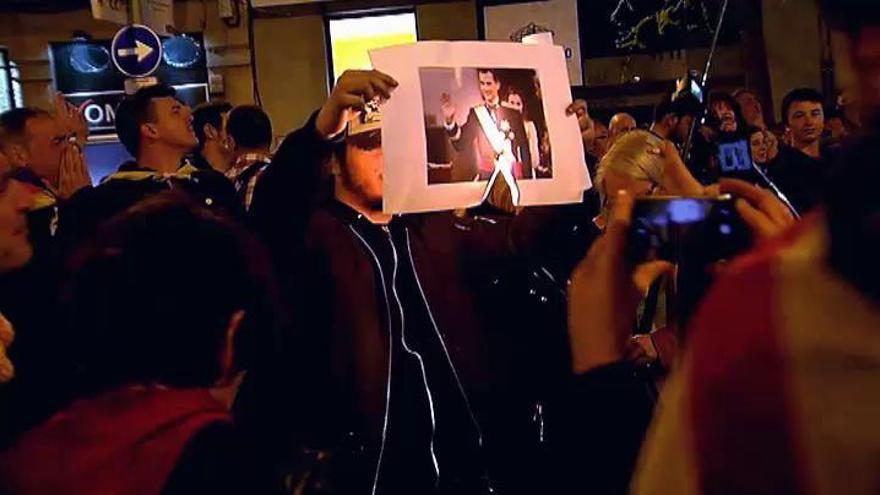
[[348, 225, 394, 495], [382, 225, 441, 486], [405, 228, 496, 492], [350, 223, 441, 493]]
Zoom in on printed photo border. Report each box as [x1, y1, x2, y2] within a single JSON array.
[[370, 41, 590, 214]]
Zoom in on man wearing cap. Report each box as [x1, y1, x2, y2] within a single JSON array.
[[248, 69, 591, 494]]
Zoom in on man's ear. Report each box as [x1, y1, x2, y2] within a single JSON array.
[[218, 309, 245, 385], [204, 124, 218, 141], [140, 122, 160, 143]]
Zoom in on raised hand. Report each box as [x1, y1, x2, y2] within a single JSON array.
[[315, 70, 398, 140], [54, 92, 88, 148], [719, 178, 795, 239], [57, 144, 91, 199], [565, 99, 593, 134], [441, 92, 457, 125]]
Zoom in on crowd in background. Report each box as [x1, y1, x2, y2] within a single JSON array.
[[0, 1, 878, 493]]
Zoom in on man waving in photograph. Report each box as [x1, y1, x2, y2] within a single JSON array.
[[442, 68, 532, 181]]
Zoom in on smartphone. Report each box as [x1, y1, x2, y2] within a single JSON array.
[[627, 196, 752, 329], [627, 196, 751, 264]]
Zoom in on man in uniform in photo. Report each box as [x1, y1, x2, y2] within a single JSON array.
[[441, 69, 533, 183]]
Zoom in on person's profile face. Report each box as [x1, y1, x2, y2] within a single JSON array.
[[151, 97, 198, 151], [343, 143, 384, 209], [0, 173, 34, 273], [24, 116, 68, 183], [750, 130, 769, 164], [506, 93, 524, 113], [478, 71, 501, 104]]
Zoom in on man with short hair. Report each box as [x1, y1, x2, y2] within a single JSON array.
[[651, 92, 713, 183], [224, 105, 273, 211], [782, 88, 825, 160], [608, 112, 637, 143], [650, 93, 701, 144], [191, 101, 233, 173], [442, 68, 533, 182], [767, 88, 831, 213], [0, 107, 91, 254], [62, 84, 237, 247]]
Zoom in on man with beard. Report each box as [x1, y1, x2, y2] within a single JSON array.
[[248, 69, 588, 494]]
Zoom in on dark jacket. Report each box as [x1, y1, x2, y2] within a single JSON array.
[[247, 114, 592, 494], [767, 145, 835, 215], [61, 161, 238, 252]]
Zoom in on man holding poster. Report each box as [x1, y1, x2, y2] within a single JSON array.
[[442, 68, 533, 182]]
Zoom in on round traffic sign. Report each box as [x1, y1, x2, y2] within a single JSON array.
[[111, 24, 163, 78]]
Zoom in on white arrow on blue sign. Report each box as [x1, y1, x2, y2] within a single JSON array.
[[111, 24, 163, 78]]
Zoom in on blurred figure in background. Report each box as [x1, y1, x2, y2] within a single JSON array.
[[224, 105, 274, 211], [733, 88, 770, 130], [609, 112, 638, 145], [708, 92, 746, 135], [191, 101, 234, 173]]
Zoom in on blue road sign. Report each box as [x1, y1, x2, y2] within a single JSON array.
[[111, 24, 162, 78]]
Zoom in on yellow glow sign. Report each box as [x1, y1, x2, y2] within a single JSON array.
[[328, 12, 418, 82]]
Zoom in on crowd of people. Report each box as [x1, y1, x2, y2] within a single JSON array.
[[0, 1, 878, 494]]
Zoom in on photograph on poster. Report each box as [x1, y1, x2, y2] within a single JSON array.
[[370, 41, 589, 214], [420, 67, 551, 186]]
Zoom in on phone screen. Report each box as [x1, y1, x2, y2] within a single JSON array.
[[627, 197, 750, 264], [717, 139, 753, 173], [627, 196, 753, 329]]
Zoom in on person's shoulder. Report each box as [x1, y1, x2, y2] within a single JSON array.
[[163, 421, 274, 495]]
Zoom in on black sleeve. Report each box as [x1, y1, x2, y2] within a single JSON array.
[[450, 109, 479, 152], [249, 111, 335, 282], [162, 422, 278, 495], [544, 361, 657, 495]]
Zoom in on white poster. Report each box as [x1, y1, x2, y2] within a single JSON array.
[[370, 41, 589, 214], [483, 0, 583, 86], [90, 0, 174, 35]]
